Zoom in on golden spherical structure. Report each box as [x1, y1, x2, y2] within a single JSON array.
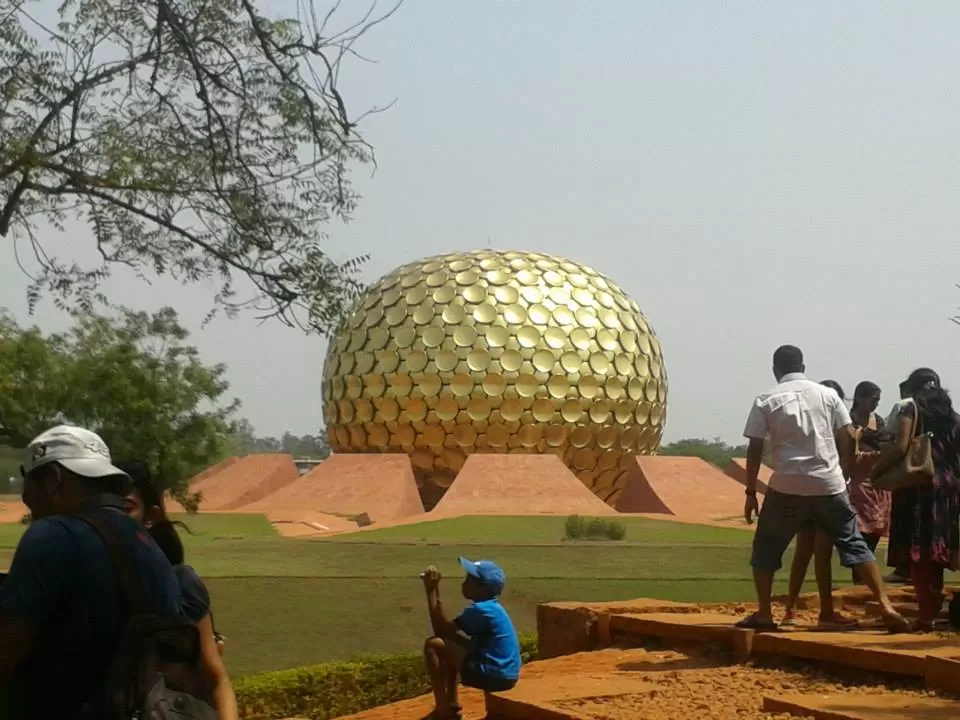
[[321, 250, 667, 506]]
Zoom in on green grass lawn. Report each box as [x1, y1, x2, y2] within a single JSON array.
[[0, 513, 871, 677]]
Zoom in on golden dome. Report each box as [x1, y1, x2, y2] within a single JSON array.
[[321, 250, 667, 506]]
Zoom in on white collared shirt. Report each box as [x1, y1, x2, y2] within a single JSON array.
[[743, 372, 852, 496]]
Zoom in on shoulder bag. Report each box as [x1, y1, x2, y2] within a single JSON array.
[[871, 399, 935, 491]]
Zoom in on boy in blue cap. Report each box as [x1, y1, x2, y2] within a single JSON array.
[[421, 556, 521, 720]]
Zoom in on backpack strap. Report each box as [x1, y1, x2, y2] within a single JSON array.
[[74, 511, 153, 616]]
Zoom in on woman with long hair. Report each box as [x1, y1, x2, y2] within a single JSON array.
[[874, 369, 960, 630], [118, 461, 238, 719], [846, 381, 891, 583]]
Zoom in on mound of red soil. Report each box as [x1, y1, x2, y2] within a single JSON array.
[[243, 454, 424, 523], [191, 454, 299, 511], [431, 454, 616, 516]]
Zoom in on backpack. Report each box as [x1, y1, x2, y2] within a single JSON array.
[[76, 512, 219, 720]]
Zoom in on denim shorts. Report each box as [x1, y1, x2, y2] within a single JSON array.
[[750, 489, 875, 573], [461, 658, 517, 692]]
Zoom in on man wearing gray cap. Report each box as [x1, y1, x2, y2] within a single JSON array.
[[0, 425, 181, 719]]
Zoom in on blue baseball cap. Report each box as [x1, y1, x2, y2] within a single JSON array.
[[458, 556, 505, 594]]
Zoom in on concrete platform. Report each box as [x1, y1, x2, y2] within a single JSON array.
[[763, 693, 958, 720], [487, 674, 655, 719]]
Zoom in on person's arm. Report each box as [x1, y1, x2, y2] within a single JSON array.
[[745, 438, 764, 493], [0, 521, 72, 674], [836, 425, 856, 479], [871, 405, 914, 478], [422, 567, 457, 637], [197, 614, 237, 720]]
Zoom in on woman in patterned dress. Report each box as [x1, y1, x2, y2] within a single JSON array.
[[875, 368, 960, 630], [846, 381, 891, 583]]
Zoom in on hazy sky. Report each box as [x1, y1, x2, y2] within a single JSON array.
[[4, 1, 960, 444]]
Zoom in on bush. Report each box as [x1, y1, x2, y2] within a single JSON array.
[[234, 633, 538, 720], [564, 514, 586, 539], [563, 515, 627, 542], [604, 520, 626, 541]]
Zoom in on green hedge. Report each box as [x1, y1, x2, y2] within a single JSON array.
[[235, 632, 538, 720]]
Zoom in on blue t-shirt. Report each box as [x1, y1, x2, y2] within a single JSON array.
[[454, 598, 522, 680], [0, 497, 182, 719], [175, 564, 211, 624]]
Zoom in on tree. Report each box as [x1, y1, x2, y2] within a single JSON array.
[[658, 437, 748, 467], [0, 306, 239, 508], [0, 0, 398, 332], [228, 421, 331, 458]]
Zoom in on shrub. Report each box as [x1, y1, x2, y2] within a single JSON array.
[[604, 520, 626, 541], [234, 632, 538, 720], [563, 516, 627, 542], [564, 514, 586, 539]]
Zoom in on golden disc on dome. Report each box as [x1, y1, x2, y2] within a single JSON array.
[[391, 374, 413, 397], [433, 285, 456, 304], [572, 288, 593, 306], [354, 352, 375, 375], [614, 354, 632, 375], [467, 348, 490, 372], [494, 285, 519, 304], [486, 269, 510, 285], [384, 305, 406, 327], [636, 331, 651, 354], [521, 286, 543, 304], [500, 397, 523, 422], [560, 400, 583, 423], [635, 401, 651, 424], [596, 329, 619, 351], [597, 426, 618, 450], [467, 397, 491, 421], [528, 304, 550, 325], [574, 308, 597, 328], [449, 259, 473, 272], [504, 304, 527, 324], [501, 349, 523, 372], [559, 351, 581, 373], [455, 269, 480, 286], [552, 306, 574, 327], [532, 399, 555, 423], [393, 326, 416, 349], [517, 326, 540, 348], [412, 305, 434, 325], [355, 399, 374, 423], [463, 284, 487, 304], [543, 327, 567, 349], [516, 270, 537, 286], [364, 374, 386, 398], [485, 424, 508, 448], [453, 325, 478, 347], [451, 373, 473, 396], [519, 424, 541, 448], [579, 375, 600, 399], [486, 326, 508, 348], [405, 284, 428, 305], [422, 424, 445, 446], [589, 402, 611, 424], [614, 400, 634, 424], [454, 424, 477, 446], [516, 373, 538, 398], [417, 373, 442, 396], [405, 397, 427, 421], [549, 286, 571, 305], [646, 378, 659, 402], [406, 350, 428, 372], [547, 375, 568, 399], [378, 398, 400, 422], [589, 352, 611, 374], [651, 403, 664, 426], [570, 426, 592, 448], [435, 349, 458, 372], [532, 349, 555, 373], [545, 426, 567, 446], [422, 326, 445, 348], [473, 303, 497, 324], [483, 374, 507, 396]]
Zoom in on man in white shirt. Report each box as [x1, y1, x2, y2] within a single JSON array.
[[737, 345, 909, 632]]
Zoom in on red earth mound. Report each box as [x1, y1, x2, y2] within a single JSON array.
[[431, 454, 616, 516], [615, 456, 747, 522], [243, 454, 424, 523], [724, 457, 772, 493], [191, 454, 299, 511]]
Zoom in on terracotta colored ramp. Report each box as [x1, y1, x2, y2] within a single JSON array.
[[432, 454, 616, 516], [615, 456, 747, 521], [243, 454, 424, 523], [193, 454, 299, 511], [724, 457, 771, 493], [763, 693, 956, 720]]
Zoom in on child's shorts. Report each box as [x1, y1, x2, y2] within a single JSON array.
[[461, 657, 517, 692]]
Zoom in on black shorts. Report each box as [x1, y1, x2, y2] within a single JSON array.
[[460, 658, 517, 692]]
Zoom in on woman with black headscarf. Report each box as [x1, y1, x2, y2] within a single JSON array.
[[874, 368, 960, 631]]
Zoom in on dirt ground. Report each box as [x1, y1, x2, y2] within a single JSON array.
[[335, 642, 936, 720]]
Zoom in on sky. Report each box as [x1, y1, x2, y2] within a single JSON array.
[[4, 1, 960, 444]]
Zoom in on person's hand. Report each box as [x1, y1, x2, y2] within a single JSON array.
[[421, 565, 442, 590], [744, 492, 759, 525]]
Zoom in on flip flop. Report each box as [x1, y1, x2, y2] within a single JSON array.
[[735, 613, 778, 631], [816, 614, 859, 631], [881, 611, 911, 634]]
